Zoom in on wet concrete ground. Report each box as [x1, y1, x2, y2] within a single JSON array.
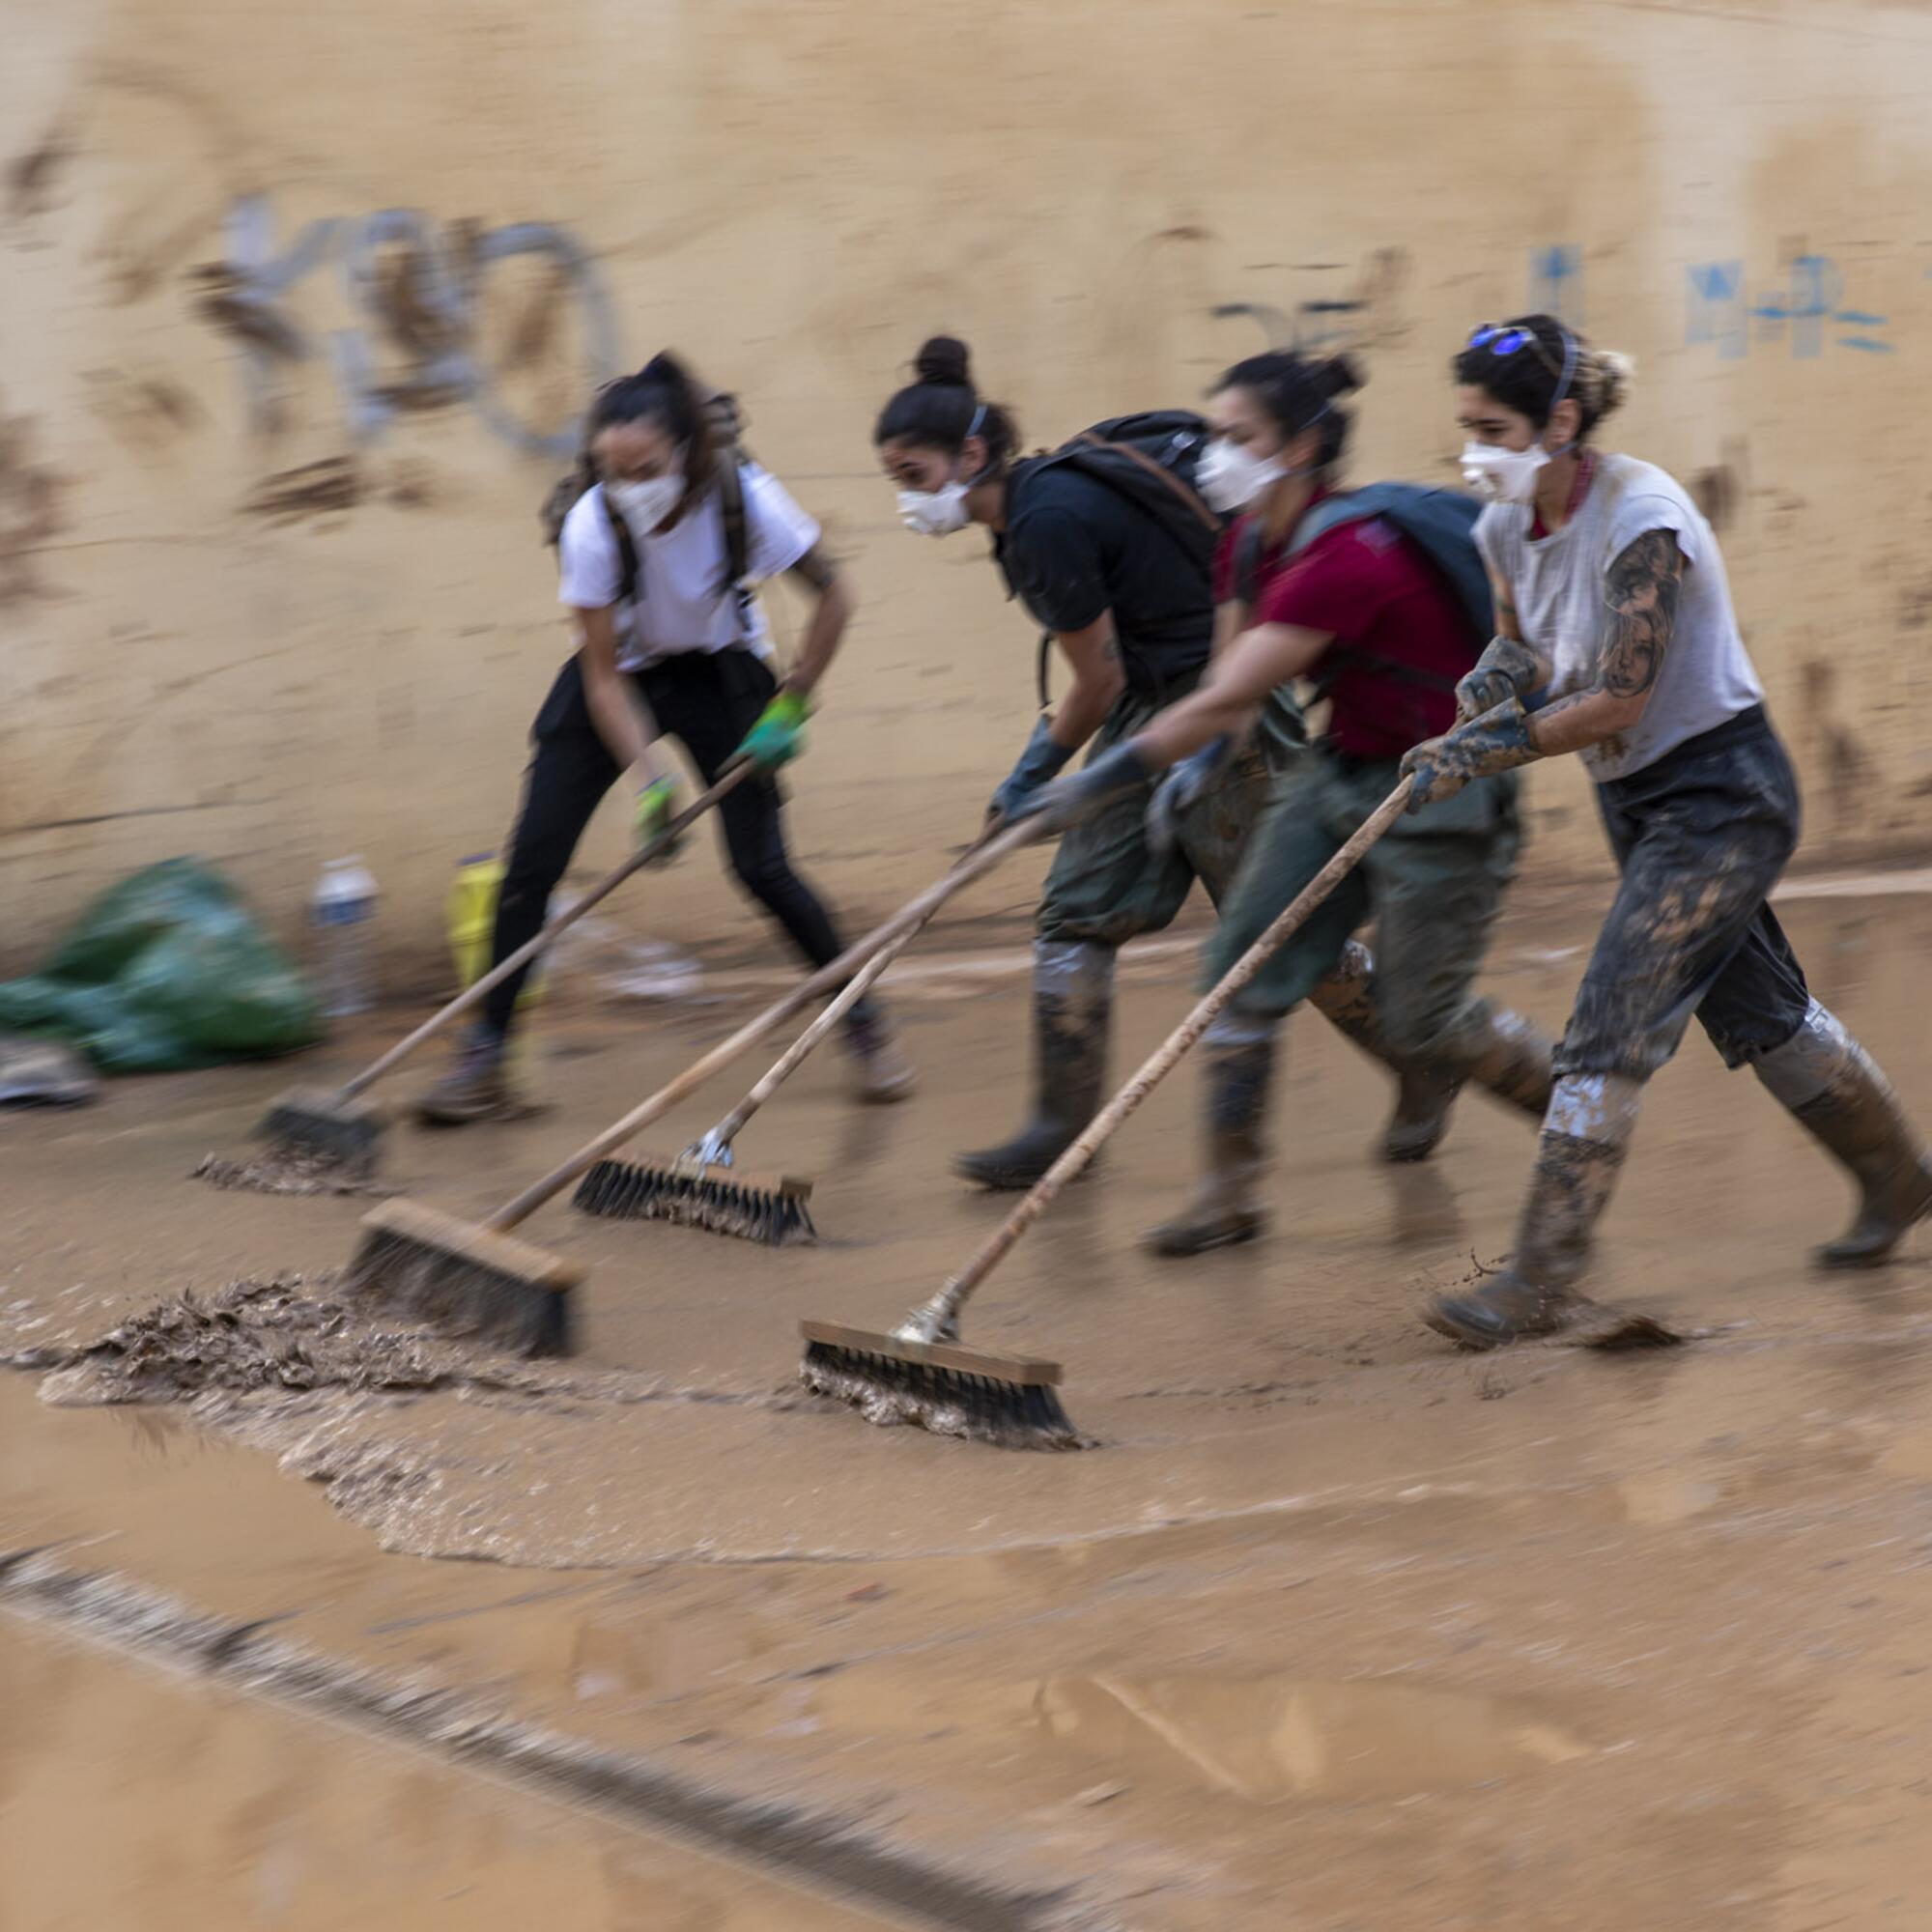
[[4, 881, 1931, 1927]]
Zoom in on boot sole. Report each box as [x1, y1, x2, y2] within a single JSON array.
[[1422, 1294, 1573, 1350], [413, 1098, 549, 1128], [953, 1157, 1098, 1192], [1813, 1173, 1932, 1269], [1145, 1219, 1263, 1259]]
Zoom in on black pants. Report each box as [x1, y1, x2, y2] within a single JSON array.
[[1555, 706, 1811, 1082], [483, 651, 849, 1036]]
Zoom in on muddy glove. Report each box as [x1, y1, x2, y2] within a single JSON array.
[[1456, 636, 1547, 723], [734, 688, 810, 771], [633, 775, 685, 862], [1400, 698, 1539, 813], [989, 717, 1076, 823], [1146, 735, 1233, 856], [1006, 741, 1156, 838]]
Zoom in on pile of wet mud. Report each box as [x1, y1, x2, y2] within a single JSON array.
[[190, 1150, 380, 1196], [8, 1276, 479, 1405]]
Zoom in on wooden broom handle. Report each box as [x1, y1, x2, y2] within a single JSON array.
[[699, 821, 1003, 1149], [338, 763, 756, 1101], [484, 815, 1043, 1231], [913, 778, 1414, 1336]]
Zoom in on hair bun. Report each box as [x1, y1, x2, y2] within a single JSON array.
[[914, 334, 975, 389], [1316, 352, 1366, 400]]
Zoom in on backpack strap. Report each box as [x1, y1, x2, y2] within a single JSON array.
[[1071, 430, 1221, 535], [603, 488, 641, 608], [1234, 519, 1265, 611], [713, 453, 757, 642]]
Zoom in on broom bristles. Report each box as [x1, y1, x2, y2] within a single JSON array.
[[798, 1321, 1085, 1451], [573, 1154, 816, 1246], [343, 1197, 579, 1357], [252, 1086, 386, 1173]]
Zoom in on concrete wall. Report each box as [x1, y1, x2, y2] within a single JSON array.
[[5, 0, 1931, 980]]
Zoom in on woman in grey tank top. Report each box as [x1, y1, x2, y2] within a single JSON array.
[[1395, 314, 1931, 1347]]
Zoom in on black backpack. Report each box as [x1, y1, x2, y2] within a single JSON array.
[[1008, 412, 1225, 705], [540, 391, 755, 639]]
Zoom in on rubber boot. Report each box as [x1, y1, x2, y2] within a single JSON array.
[[1753, 999, 1932, 1268], [413, 1020, 526, 1125], [1145, 1014, 1278, 1257], [1424, 1072, 1640, 1348], [1307, 941, 1554, 1163], [842, 1003, 917, 1105], [954, 941, 1113, 1190]]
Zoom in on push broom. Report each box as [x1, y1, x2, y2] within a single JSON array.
[[240, 764, 754, 1179], [800, 776, 1417, 1450], [342, 816, 1045, 1353], [572, 829, 1001, 1244]]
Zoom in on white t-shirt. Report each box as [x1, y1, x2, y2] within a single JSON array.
[[556, 465, 819, 672], [1475, 453, 1765, 783]]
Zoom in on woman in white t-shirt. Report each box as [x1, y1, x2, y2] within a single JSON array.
[[416, 354, 912, 1122], [1401, 313, 1929, 1346]]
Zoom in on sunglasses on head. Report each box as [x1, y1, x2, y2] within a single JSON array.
[[1467, 322, 1534, 357]]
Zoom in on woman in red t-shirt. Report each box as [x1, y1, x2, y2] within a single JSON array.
[[1015, 351, 1552, 1255]]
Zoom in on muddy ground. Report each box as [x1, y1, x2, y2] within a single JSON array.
[[4, 879, 1932, 1928]]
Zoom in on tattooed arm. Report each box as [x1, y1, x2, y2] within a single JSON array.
[[780, 543, 853, 697], [1526, 528, 1683, 757]]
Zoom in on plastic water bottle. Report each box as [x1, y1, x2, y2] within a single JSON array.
[[311, 857, 378, 1017]]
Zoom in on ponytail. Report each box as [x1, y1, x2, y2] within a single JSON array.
[[873, 334, 1020, 469]]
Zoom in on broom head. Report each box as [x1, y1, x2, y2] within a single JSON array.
[[344, 1196, 579, 1356], [573, 1152, 816, 1246], [798, 1319, 1084, 1450], [253, 1086, 386, 1173]]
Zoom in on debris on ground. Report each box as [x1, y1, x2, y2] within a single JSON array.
[[190, 1151, 381, 1197]]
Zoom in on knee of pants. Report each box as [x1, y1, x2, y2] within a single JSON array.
[[1551, 973, 1695, 1084]]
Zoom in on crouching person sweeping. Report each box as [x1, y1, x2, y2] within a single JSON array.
[[1409, 315, 1932, 1346], [417, 355, 912, 1122], [1011, 349, 1554, 1254]]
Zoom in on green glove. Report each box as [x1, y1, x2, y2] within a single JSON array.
[[634, 775, 685, 861], [735, 689, 810, 771]]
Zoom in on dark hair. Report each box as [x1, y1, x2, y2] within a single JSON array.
[[872, 336, 1020, 470], [587, 350, 721, 513], [1214, 350, 1364, 472], [1452, 314, 1632, 440]]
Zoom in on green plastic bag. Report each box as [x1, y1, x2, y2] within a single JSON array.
[[0, 858, 321, 1072]]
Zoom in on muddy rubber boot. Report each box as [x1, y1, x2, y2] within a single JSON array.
[[842, 1006, 917, 1105], [1382, 1065, 1463, 1164], [1145, 1017, 1277, 1257], [413, 1021, 520, 1126], [1753, 1000, 1932, 1268], [1307, 945, 1553, 1165], [954, 940, 1113, 1190], [1424, 1073, 1639, 1349]]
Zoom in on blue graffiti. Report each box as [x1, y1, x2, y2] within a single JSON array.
[[1529, 244, 1583, 325], [1687, 253, 1892, 358], [204, 195, 622, 455]]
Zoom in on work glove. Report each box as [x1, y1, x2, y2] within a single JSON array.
[[1146, 735, 1234, 856], [634, 774, 685, 862], [1400, 698, 1539, 813], [988, 717, 1076, 824], [1455, 636, 1546, 723], [1005, 741, 1157, 838], [734, 688, 810, 771]]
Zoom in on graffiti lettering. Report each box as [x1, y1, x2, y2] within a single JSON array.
[[1529, 244, 1583, 325], [1687, 253, 1892, 358], [193, 195, 622, 455], [1213, 247, 1412, 356]]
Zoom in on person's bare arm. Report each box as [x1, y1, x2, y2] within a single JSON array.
[[1132, 620, 1331, 766], [781, 544, 853, 699], [1525, 529, 1683, 757], [573, 605, 668, 784], [1045, 614, 1130, 752], [1207, 598, 1247, 659]]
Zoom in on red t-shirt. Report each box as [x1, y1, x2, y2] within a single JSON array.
[[1213, 500, 1477, 759]]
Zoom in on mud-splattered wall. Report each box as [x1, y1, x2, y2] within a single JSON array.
[[5, 0, 1931, 975]]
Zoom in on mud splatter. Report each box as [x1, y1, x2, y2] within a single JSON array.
[[240, 455, 359, 521], [0, 404, 67, 606], [7, 122, 71, 220], [191, 1150, 379, 1196]]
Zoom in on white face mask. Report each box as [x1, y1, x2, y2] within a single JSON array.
[[896, 478, 974, 538], [1460, 440, 1552, 506], [608, 472, 685, 536], [1199, 439, 1290, 515]]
